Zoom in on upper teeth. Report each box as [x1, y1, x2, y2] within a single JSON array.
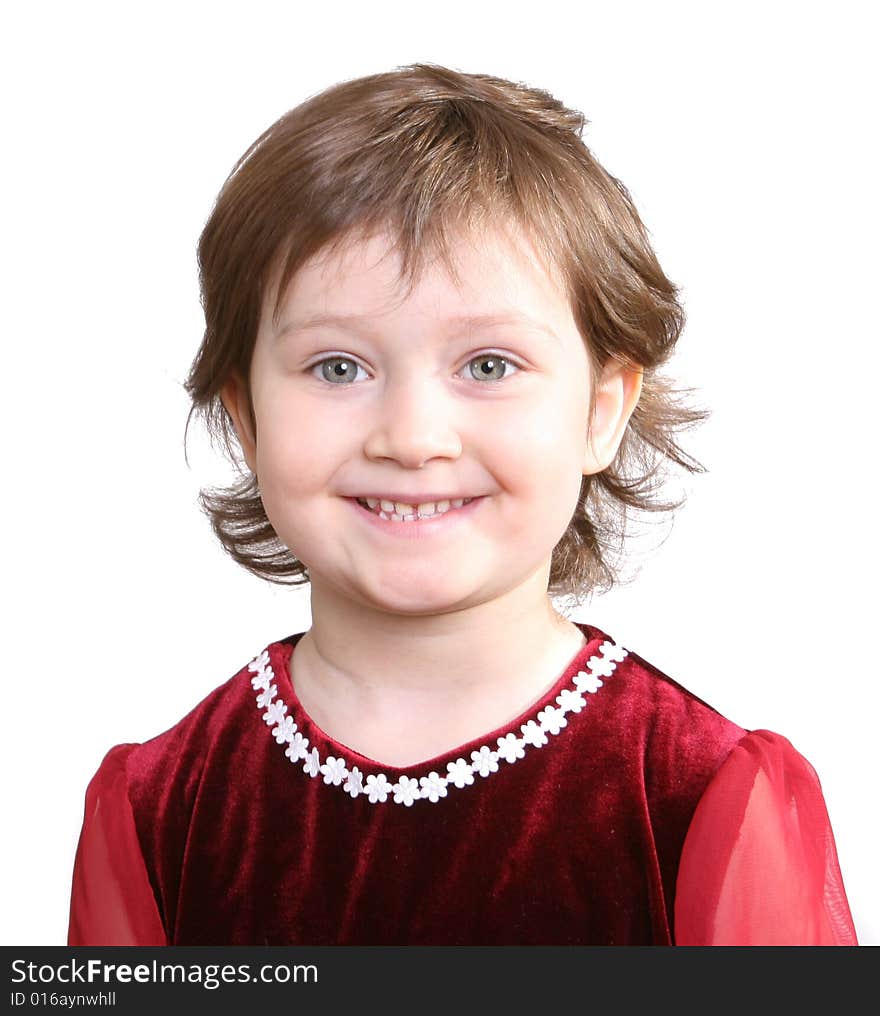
[[359, 497, 473, 519]]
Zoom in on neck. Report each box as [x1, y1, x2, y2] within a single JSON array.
[[289, 566, 587, 765]]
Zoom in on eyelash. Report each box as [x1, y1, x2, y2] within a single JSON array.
[[306, 352, 522, 387]]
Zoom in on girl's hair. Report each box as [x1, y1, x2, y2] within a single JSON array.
[[185, 62, 708, 604]]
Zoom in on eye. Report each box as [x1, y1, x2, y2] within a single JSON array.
[[309, 357, 368, 385], [308, 352, 521, 386], [463, 353, 520, 383]]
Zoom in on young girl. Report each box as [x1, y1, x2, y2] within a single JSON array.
[[67, 63, 857, 946]]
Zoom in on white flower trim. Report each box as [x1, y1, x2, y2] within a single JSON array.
[[249, 639, 627, 806]]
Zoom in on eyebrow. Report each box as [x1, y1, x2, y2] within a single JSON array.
[[276, 311, 558, 342]]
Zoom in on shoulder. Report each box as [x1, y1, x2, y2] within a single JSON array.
[[93, 634, 304, 808], [632, 647, 744, 761], [581, 624, 748, 829], [585, 625, 747, 772]]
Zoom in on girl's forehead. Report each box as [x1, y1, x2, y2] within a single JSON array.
[[267, 221, 570, 328]]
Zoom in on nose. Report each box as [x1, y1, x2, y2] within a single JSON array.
[[362, 375, 462, 468]]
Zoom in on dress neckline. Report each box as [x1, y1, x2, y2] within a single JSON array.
[[248, 621, 628, 806]]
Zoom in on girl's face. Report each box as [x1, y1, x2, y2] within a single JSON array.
[[223, 222, 635, 616]]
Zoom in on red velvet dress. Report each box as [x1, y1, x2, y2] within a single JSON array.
[[67, 623, 857, 946]]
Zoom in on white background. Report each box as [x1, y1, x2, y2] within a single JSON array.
[[2, 1, 876, 945]]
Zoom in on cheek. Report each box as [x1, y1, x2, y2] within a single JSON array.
[[253, 396, 345, 495], [506, 395, 588, 530], [507, 395, 588, 476], [483, 399, 585, 535]]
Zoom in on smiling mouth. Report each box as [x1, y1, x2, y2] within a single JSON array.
[[353, 496, 477, 521]]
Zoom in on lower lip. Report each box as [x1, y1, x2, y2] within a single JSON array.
[[346, 497, 485, 538]]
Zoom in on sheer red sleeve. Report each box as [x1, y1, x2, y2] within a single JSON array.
[[674, 729, 857, 945], [68, 744, 167, 946]]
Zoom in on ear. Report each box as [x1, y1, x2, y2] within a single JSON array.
[[219, 372, 258, 473], [583, 360, 644, 475]]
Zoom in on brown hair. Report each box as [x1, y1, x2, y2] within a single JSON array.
[[185, 62, 708, 603]]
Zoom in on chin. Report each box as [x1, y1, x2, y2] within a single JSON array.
[[360, 576, 479, 617]]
